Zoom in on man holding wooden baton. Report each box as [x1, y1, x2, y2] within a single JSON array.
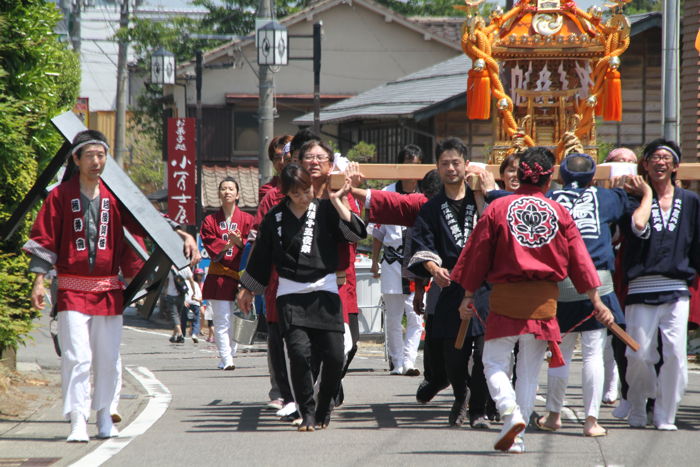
[[451, 147, 614, 453]]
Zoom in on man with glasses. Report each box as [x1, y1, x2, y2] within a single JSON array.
[[620, 138, 700, 430], [370, 145, 424, 377], [299, 139, 362, 409]]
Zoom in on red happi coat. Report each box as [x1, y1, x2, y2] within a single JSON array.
[[338, 192, 361, 318], [23, 176, 142, 316], [368, 190, 427, 227], [254, 187, 285, 323], [258, 175, 280, 204], [451, 185, 600, 342], [200, 207, 253, 301]]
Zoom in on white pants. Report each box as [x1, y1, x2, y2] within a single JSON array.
[[483, 334, 547, 431], [58, 311, 122, 420], [111, 354, 122, 414], [383, 292, 422, 370], [625, 298, 689, 427], [546, 328, 606, 418], [603, 334, 619, 400], [210, 300, 239, 367]]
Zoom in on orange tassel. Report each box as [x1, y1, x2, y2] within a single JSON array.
[[466, 70, 475, 117], [467, 69, 491, 120], [595, 92, 603, 117], [603, 68, 622, 121]]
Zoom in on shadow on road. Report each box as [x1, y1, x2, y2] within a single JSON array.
[[178, 400, 463, 433]]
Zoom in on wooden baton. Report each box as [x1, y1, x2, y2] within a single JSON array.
[[608, 322, 640, 352], [455, 304, 474, 350]]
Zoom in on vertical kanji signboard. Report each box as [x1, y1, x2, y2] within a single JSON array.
[[167, 117, 196, 225]]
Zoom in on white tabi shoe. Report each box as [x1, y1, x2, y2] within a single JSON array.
[[508, 435, 525, 454], [276, 402, 298, 417], [612, 399, 630, 419], [628, 403, 647, 428], [96, 408, 119, 439], [389, 366, 404, 375], [67, 410, 89, 443], [655, 423, 678, 431], [494, 407, 526, 452]]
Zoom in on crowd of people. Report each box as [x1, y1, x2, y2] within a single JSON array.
[[23, 128, 700, 454]]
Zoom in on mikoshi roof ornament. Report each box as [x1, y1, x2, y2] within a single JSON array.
[[457, 0, 632, 162]]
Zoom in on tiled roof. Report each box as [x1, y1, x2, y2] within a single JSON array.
[[293, 54, 470, 124], [202, 165, 259, 210], [408, 17, 464, 45], [294, 12, 661, 125]]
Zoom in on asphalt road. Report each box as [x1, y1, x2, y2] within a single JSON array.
[[3, 309, 700, 466]]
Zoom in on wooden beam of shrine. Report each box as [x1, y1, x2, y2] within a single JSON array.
[[329, 163, 700, 189]]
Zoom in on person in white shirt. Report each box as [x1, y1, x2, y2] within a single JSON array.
[[370, 145, 424, 376], [182, 268, 204, 343]]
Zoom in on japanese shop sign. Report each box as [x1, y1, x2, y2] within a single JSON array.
[[167, 118, 196, 225]]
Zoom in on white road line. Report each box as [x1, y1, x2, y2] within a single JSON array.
[[70, 366, 171, 467], [123, 326, 170, 337]]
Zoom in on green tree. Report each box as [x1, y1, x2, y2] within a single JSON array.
[[625, 0, 662, 14], [0, 0, 80, 354], [122, 1, 314, 192]]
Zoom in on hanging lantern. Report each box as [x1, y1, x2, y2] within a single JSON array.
[[151, 47, 175, 85], [257, 21, 288, 66]]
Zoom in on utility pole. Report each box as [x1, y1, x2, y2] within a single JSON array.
[[313, 22, 322, 136], [114, 0, 130, 167], [257, 0, 273, 183], [195, 51, 204, 227], [662, 0, 680, 142], [66, 0, 82, 55]]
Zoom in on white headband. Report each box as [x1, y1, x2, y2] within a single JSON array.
[[648, 145, 680, 163], [71, 140, 110, 157], [282, 142, 291, 154]]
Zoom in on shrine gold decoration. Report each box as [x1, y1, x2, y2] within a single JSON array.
[[457, 0, 631, 162]]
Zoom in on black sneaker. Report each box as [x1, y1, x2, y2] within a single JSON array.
[[404, 368, 421, 377], [334, 383, 344, 408], [169, 335, 176, 343], [176, 335, 185, 343], [416, 380, 447, 404], [470, 415, 491, 430], [448, 397, 468, 427], [281, 410, 300, 422]]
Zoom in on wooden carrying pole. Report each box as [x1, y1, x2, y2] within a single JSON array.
[[329, 163, 700, 189]]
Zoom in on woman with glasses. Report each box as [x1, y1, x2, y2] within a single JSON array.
[[238, 164, 366, 431]]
